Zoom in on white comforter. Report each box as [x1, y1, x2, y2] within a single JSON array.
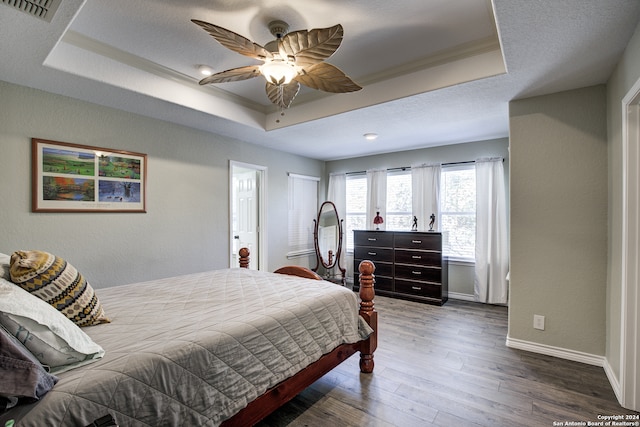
[[6, 268, 372, 426]]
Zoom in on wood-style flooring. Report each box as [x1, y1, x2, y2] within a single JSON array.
[[257, 296, 639, 427]]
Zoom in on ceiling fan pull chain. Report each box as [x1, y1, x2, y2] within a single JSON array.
[[279, 86, 286, 117]]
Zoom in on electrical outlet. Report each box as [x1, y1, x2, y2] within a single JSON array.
[[533, 315, 545, 331]]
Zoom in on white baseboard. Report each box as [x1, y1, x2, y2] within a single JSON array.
[[505, 336, 605, 367], [448, 292, 475, 301], [603, 357, 623, 404]]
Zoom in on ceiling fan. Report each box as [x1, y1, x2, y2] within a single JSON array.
[[191, 19, 362, 109]]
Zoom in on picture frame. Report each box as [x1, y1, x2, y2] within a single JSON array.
[[32, 138, 147, 213]]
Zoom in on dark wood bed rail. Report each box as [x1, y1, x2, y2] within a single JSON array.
[[228, 248, 377, 426]]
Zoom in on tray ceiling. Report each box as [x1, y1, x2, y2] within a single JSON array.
[[1, 0, 639, 160]]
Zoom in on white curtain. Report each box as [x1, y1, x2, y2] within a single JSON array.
[[327, 173, 346, 223], [366, 169, 387, 230], [287, 174, 319, 255], [474, 158, 509, 304], [411, 164, 441, 231], [327, 173, 347, 269]]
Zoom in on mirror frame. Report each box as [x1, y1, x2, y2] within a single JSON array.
[[312, 201, 346, 284]]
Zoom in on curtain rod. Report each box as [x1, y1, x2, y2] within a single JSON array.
[[344, 159, 486, 176]]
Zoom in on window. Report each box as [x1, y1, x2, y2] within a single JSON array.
[[440, 165, 476, 260], [385, 170, 412, 230], [287, 173, 319, 256], [345, 174, 366, 251], [345, 165, 477, 261]]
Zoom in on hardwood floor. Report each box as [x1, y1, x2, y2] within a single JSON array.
[[257, 296, 639, 427]]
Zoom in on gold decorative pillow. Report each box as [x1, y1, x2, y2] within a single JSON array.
[[9, 250, 110, 327]]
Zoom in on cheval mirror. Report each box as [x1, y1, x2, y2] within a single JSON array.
[[312, 201, 346, 285]]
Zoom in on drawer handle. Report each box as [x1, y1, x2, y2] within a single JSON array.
[[412, 240, 422, 244], [412, 286, 422, 290], [412, 271, 422, 275], [412, 255, 422, 259], [367, 238, 377, 241], [368, 252, 377, 256]]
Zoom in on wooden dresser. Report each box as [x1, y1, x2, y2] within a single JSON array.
[[353, 230, 448, 305]]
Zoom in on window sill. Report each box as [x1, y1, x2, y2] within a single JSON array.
[[286, 249, 315, 259], [447, 257, 475, 266]]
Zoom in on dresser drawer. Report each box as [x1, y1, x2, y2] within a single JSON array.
[[394, 232, 441, 251], [354, 247, 393, 263], [354, 259, 392, 278], [355, 273, 393, 292], [395, 279, 442, 298], [394, 249, 441, 266], [394, 264, 441, 283], [354, 231, 394, 248]]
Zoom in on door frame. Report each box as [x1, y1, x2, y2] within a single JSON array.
[[620, 77, 640, 411], [229, 160, 267, 270]]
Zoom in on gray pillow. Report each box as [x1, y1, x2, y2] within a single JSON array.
[[0, 278, 105, 374], [0, 324, 58, 409]]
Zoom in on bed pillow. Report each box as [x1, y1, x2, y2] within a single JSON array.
[[9, 250, 110, 327], [0, 323, 58, 408], [0, 278, 105, 374], [0, 252, 10, 280]]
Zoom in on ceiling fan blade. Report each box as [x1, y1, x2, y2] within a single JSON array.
[[265, 81, 300, 109], [192, 19, 273, 60], [279, 24, 343, 67], [295, 62, 362, 93], [198, 66, 261, 85]]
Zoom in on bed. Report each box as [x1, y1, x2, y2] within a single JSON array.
[[0, 248, 377, 426]]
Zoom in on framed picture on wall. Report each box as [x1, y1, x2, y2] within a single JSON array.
[[32, 138, 147, 213]]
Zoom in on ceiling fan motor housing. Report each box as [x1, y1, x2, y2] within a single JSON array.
[[268, 20, 289, 38]]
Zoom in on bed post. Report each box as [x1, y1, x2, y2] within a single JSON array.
[[358, 260, 377, 373], [239, 247, 250, 268]]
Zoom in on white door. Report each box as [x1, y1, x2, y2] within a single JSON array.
[[230, 162, 266, 270]]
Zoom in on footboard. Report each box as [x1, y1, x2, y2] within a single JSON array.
[[227, 248, 377, 426]]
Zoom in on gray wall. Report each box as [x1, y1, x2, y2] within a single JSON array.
[[606, 20, 640, 381], [326, 138, 509, 297], [0, 81, 323, 288], [509, 85, 608, 355], [0, 73, 622, 371]]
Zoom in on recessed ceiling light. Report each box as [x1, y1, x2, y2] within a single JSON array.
[[363, 133, 378, 141], [198, 65, 214, 76]]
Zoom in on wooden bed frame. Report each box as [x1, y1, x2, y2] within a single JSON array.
[[222, 247, 377, 426]]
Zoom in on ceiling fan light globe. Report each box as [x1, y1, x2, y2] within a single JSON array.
[[260, 59, 298, 85]]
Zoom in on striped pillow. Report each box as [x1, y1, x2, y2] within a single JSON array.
[[9, 250, 110, 327]]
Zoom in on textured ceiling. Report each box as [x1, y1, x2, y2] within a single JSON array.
[[1, 0, 639, 160]]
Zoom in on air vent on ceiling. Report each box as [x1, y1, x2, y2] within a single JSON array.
[[1, 0, 61, 23]]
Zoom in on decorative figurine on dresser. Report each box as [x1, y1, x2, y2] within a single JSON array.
[[373, 211, 384, 230], [353, 229, 448, 305]]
